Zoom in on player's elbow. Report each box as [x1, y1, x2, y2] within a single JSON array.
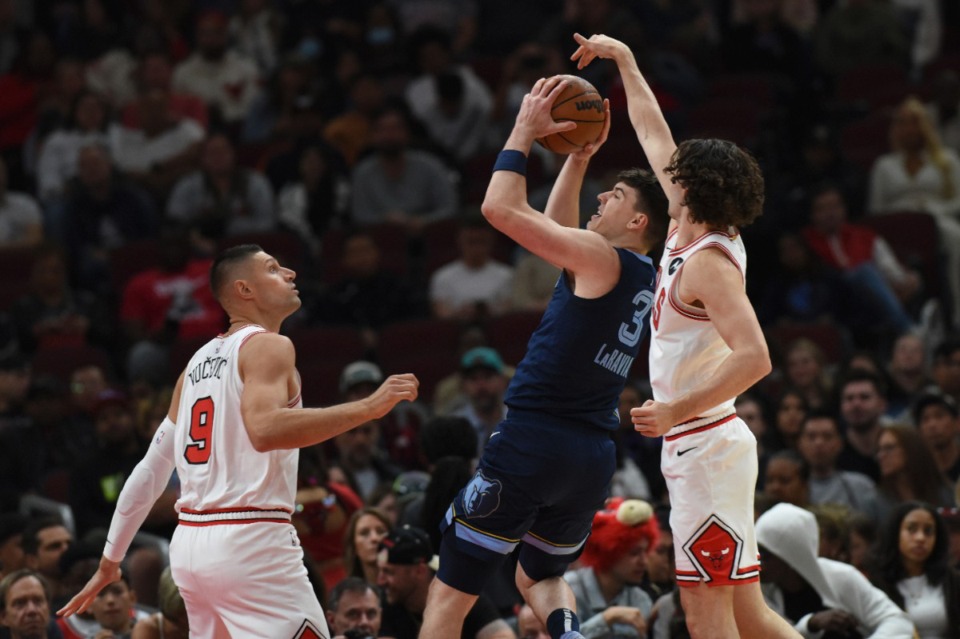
[[480, 198, 507, 226], [749, 344, 772, 380], [244, 421, 275, 453]]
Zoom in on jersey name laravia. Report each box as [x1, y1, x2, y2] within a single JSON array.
[[649, 228, 746, 422], [173, 324, 299, 514]]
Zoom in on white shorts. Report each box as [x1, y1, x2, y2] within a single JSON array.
[[660, 414, 761, 587], [170, 520, 330, 639]]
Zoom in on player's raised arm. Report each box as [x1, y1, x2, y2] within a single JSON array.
[[571, 33, 681, 206], [481, 76, 618, 286], [240, 332, 418, 451]]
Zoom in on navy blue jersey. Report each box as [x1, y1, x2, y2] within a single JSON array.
[[504, 248, 656, 431]]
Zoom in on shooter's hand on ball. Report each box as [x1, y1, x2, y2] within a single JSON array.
[[631, 399, 679, 437], [515, 76, 577, 141]]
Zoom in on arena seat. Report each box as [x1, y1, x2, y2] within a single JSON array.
[[31, 344, 113, 383]]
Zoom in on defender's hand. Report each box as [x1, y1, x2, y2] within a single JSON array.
[[571, 33, 631, 70]]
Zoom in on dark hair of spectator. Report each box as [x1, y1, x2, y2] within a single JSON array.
[[21, 516, 66, 556], [0, 569, 51, 614], [419, 456, 474, 550], [419, 416, 478, 466], [327, 576, 378, 612], [839, 368, 888, 398]]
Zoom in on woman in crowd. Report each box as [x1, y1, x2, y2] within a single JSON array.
[[870, 502, 960, 638], [342, 506, 391, 585], [768, 387, 810, 454], [876, 425, 955, 522]]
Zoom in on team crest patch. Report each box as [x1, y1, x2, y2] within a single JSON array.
[[292, 619, 327, 639], [682, 514, 743, 582], [462, 470, 502, 519]]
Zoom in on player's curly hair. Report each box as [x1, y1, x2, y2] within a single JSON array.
[[664, 139, 765, 229]]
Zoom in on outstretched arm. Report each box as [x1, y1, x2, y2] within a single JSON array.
[[240, 333, 419, 451], [482, 76, 618, 294], [571, 33, 682, 209], [59, 372, 186, 617]]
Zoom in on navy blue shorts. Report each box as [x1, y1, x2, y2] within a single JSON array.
[[437, 412, 616, 594]]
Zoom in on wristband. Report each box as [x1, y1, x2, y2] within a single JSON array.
[[493, 149, 528, 176]]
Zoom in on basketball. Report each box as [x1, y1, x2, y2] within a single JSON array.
[[536, 75, 606, 154]]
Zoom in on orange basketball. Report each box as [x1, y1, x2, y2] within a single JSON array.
[[536, 75, 606, 154]]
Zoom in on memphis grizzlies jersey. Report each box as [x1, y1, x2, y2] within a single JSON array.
[[648, 228, 747, 418], [505, 248, 656, 431]]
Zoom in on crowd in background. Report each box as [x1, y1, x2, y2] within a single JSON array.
[[1, 0, 960, 637]]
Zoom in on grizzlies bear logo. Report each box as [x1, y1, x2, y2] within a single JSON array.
[[463, 470, 502, 519]]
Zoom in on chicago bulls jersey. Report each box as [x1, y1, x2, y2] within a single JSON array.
[[173, 324, 299, 515], [649, 228, 746, 424]]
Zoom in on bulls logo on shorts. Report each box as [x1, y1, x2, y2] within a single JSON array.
[[679, 514, 754, 585], [462, 470, 502, 519], [292, 619, 327, 639]]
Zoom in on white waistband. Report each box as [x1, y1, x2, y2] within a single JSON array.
[[178, 508, 292, 524], [667, 408, 737, 437]]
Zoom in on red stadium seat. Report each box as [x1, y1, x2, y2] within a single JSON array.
[[765, 323, 851, 366], [485, 311, 543, 367], [31, 344, 113, 383], [109, 238, 165, 292]]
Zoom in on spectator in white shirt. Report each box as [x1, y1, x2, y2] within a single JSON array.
[[0, 156, 42, 248]]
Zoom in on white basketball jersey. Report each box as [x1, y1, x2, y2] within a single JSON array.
[[649, 228, 747, 420], [173, 324, 300, 514]]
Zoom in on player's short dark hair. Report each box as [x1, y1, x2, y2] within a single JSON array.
[[209, 244, 262, 302], [617, 168, 669, 247], [664, 139, 765, 228], [327, 576, 378, 612], [21, 516, 65, 555]]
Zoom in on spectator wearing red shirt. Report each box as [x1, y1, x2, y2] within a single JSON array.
[[119, 226, 225, 385], [802, 183, 920, 336]]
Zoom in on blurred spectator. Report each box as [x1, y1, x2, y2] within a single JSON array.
[[763, 449, 811, 508], [172, 10, 261, 126], [241, 53, 324, 146], [0, 31, 56, 190], [312, 231, 425, 341], [401, 454, 473, 549], [404, 27, 491, 164], [0, 352, 30, 433], [516, 603, 549, 639], [88, 574, 138, 639], [644, 507, 675, 601], [108, 89, 204, 199], [797, 411, 880, 519], [119, 227, 224, 386], [0, 155, 41, 248], [294, 444, 363, 592], [886, 333, 932, 415], [9, 243, 107, 354], [756, 233, 847, 328], [888, 0, 941, 75], [837, 370, 890, 481], [782, 338, 833, 412], [509, 249, 561, 313], [721, 0, 809, 83], [389, 0, 479, 55], [58, 144, 158, 288], [167, 133, 276, 247], [68, 389, 176, 537], [565, 498, 658, 638], [429, 218, 514, 321], [875, 424, 955, 523], [802, 184, 920, 337], [129, 566, 188, 639], [868, 96, 960, 329], [276, 143, 349, 253], [350, 105, 458, 231], [813, 0, 907, 79], [323, 72, 385, 168], [0, 0, 25, 76], [228, 0, 280, 75], [36, 90, 115, 204], [21, 516, 71, 602], [451, 347, 509, 453], [0, 569, 56, 639], [735, 391, 772, 458], [431, 323, 497, 416], [376, 525, 512, 639], [868, 501, 960, 638], [932, 338, 960, 405], [330, 406, 400, 502], [119, 52, 208, 130], [325, 577, 383, 639], [847, 512, 878, 574], [926, 70, 960, 154], [343, 507, 391, 586], [755, 503, 915, 637], [913, 391, 960, 484], [335, 360, 426, 480], [0, 513, 28, 579]]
